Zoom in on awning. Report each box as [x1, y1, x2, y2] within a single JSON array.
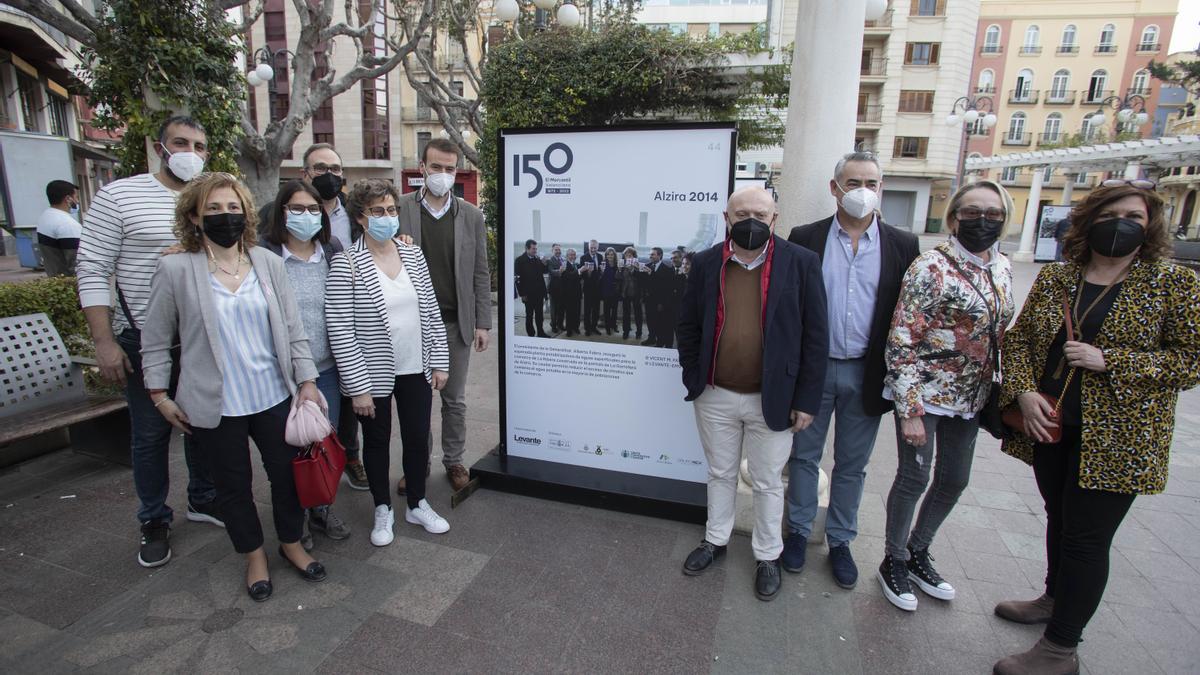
[[70, 140, 118, 163]]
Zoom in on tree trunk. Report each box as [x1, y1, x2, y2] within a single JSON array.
[[238, 149, 284, 209]]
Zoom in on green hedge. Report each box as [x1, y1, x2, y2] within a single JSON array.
[[0, 276, 89, 349]]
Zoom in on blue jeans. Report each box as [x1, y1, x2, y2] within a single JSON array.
[[786, 358, 882, 546], [118, 328, 215, 524], [314, 366, 342, 429]]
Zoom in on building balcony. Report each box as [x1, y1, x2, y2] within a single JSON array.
[[1136, 42, 1160, 53], [1037, 132, 1065, 146], [1019, 45, 1043, 55], [864, 9, 892, 31], [968, 127, 992, 138], [1057, 44, 1080, 54], [1127, 87, 1151, 97], [979, 45, 1003, 56], [1043, 90, 1076, 105], [1002, 132, 1033, 146], [857, 105, 883, 126], [1094, 44, 1117, 54], [860, 58, 887, 83], [1009, 89, 1039, 104], [400, 106, 434, 121], [1083, 89, 1113, 104], [975, 85, 996, 94]]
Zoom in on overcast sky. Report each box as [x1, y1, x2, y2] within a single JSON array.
[[1171, 1, 1200, 53]]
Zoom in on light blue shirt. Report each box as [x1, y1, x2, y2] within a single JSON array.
[[822, 215, 882, 359], [210, 269, 290, 416]]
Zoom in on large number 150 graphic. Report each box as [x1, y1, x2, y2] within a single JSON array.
[[513, 142, 574, 198]]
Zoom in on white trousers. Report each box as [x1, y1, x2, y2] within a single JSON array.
[[693, 386, 793, 561]]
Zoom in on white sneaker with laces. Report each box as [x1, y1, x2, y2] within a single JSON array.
[[370, 504, 394, 546], [405, 499, 450, 534]]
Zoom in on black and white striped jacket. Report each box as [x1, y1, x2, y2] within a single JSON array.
[[327, 238, 450, 397]]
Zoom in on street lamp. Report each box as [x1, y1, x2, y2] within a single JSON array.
[[1088, 94, 1149, 136], [947, 95, 998, 188], [494, 0, 582, 31], [246, 45, 300, 96]]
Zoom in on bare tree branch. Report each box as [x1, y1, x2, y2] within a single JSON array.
[[232, 0, 267, 33], [219, 0, 256, 9], [4, 0, 98, 47]]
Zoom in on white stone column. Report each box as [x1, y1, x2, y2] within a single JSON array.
[[1061, 173, 1075, 205], [1013, 166, 1045, 262], [777, 0, 867, 226]]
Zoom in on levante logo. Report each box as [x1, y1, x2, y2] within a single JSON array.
[[512, 434, 541, 446], [513, 142, 574, 198]]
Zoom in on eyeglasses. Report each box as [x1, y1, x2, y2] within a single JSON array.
[[365, 206, 399, 218], [1101, 178, 1156, 190], [956, 206, 1006, 221], [285, 204, 322, 215], [307, 163, 343, 176]]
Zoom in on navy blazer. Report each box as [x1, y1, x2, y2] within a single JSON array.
[[676, 236, 829, 432], [788, 216, 920, 417]]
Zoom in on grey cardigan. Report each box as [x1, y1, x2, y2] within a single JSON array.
[[141, 246, 319, 429]]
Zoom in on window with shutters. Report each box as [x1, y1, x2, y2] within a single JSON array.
[[898, 90, 934, 113], [910, 0, 945, 16], [893, 136, 928, 159], [904, 42, 940, 65]]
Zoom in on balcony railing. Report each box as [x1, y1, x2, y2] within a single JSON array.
[[1038, 133, 1064, 146], [1043, 90, 1076, 105], [1019, 45, 1043, 55], [1002, 132, 1033, 146], [1009, 89, 1039, 104], [1127, 86, 1150, 97], [857, 105, 883, 125], [1083, 89, 1113, 104], [1136, 42, 1160, 53], [968, 127, 992, 138], [864, 10, 893, 28], [979, 44, 1003, 55], [1057, 44, 1080, 54], [401, 106, 434, 121], [860, 58, 887, 78], [1094, 44, 1117, 54], [975, 85, 996, 94]]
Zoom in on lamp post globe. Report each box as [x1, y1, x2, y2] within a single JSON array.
[[532, 0, 556, 10], [1117, 108, 1133, 123], [495, 0, 520, 22], [254, 62, 274, 82], [865, 0, 887, 21], [246, 71, 263, 87], [1135, 111, 1149, 126], [1091, 112, 1107, 127], [557, 2, 580, 27], [963, 109, 980, 124], [946, 114, 960, 126], [983, 113, 998, 128]]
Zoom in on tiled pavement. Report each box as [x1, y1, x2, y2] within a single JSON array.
[[2, 243, 1200, 674]]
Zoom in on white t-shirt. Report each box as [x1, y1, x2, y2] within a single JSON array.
[[36, 207, 81, 240], [375, 264, 423, 376]]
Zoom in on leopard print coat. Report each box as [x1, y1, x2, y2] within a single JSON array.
[[999, 258, 1200, 494]]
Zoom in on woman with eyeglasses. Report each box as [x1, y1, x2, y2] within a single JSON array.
[[141, 173, 327, 602], [259, 180, 351, 548], [993, 182, 1200, 675], [326, 179, 451, 546], [877, 180, 1016, 613]]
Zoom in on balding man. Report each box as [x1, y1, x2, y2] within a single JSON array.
[[676, 187, 829, 601]]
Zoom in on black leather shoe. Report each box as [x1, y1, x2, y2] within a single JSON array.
[[682, 541, 726, 576], [247, 579, 272, 602], [755, 559, 782, 601], [278, 546, 327, 582]]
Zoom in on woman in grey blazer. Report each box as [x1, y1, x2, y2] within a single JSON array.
[[141, 173, 328, 603], [326, 179, 451, 547]]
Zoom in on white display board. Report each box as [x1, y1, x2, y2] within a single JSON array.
[[1036, 204, 1073, 263], [500, 125, 736, 484]]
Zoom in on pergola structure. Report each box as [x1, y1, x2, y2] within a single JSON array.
[[964, 135, 1200, 261]]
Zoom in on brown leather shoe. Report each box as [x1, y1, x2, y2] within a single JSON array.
[[993, 637, 1078, 675], [447, 464, 469, 491], [995, 593, 1054, 624]]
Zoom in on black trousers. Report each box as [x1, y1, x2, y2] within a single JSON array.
[[358, 374, 433, 510], [602, 296, 618, 333], [338, 396, 360, 461], [583, 290, 601, 332], [191, 398, 303, 554], [523, 295, 545, 336], [550, 287, 564, 331], [564, 292, 581, 335], [1033, 425, 1136, 647], [621, 296, 643, 336]]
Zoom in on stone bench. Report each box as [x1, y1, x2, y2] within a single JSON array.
[[0, 313, 128, 467]]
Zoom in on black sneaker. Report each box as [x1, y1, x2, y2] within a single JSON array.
[[186, 500, 225, 528], [876, 556, 917, 611], [682, 540, 726, 576], [755, 559, 782, 601], [781, 532, 807, 573], [907, 546, 955, 600], [138, 521, 172, 568], [828, 544, 858, 589]]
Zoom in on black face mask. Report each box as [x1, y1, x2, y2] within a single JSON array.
[[202, 213, 246, 249], [1088, 217, 1145, 258], [955, 217, 1004, 253], [729, 217, 771, 251], [311, 173, 344, 201]]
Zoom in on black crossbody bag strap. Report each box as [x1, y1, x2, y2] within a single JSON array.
[[115, 284, 140, 334]]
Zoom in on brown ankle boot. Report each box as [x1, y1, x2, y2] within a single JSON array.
[[995, 593, 1054, 624], [993, 637, 1078, 675]]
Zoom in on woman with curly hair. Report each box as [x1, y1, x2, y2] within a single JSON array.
[[993, 181, 1200, 675], [141, 172, 328, 603]]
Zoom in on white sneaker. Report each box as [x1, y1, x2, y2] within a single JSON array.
[[405, 499, 450, 534], [370, 504, 394, 546]]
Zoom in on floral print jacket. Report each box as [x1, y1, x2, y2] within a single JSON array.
[[885, 240, 1016, 419]]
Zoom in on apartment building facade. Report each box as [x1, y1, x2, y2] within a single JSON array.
[[966, 0, 1178, 218], [638, 0, 766, 37], [244, 0, 482, 201], [1158, 52, 1199, 239]]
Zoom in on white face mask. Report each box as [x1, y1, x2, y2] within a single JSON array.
[[164, 149, 206, 182], [424, 171, 455, 197], [838, 185, 879, 220]]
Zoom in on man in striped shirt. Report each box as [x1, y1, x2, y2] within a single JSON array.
[[76, 115, 222, 569]]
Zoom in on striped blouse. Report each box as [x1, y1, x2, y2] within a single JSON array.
[[210, 269, 290, 416]]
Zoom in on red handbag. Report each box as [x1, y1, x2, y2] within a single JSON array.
[[1001, 293, 1076, 444], [292, 432, 347, 509]]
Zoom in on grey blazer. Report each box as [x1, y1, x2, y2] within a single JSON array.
[[141, 247, 319, 429], [397, 190, 492, 345]]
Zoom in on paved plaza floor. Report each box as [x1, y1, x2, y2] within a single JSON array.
[[2, 239, 1199, 673]]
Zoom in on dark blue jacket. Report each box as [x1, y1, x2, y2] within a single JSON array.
[[676, 236, 829, 431]]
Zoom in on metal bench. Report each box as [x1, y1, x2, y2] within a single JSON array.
[[1173, 240, 1200, 273], [0, 313, 128, 466]]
